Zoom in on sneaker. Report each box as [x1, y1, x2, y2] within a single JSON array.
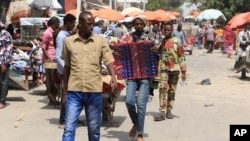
[[166, 111, 174, 119], [154, 112, 165, 121]]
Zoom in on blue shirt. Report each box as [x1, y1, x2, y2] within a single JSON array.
[[56, 30, 70, 75], [93, 26, 102, 34], [173, 30, 186, 46]]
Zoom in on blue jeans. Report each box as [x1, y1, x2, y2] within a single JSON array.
[[0, 66, 9, 105], [125, 78, 151, 135], [197, 37, 202, 49], [62, 91, 102, 141]]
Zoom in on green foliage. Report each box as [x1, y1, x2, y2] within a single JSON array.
[[146, 0, 184, 11], [185, 0, 250, 21]]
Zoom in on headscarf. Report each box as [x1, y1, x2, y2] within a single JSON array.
[[224, 25, 235, 44]]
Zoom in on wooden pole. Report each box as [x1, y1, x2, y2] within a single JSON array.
[[76, 0, 81, 20]]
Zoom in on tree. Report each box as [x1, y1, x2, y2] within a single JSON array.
[[185, 0, 250, 21], [146, 0, 184, 11]]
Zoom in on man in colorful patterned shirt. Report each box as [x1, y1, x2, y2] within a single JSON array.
[[0, 22, 13, 109], [154, 22, 187, 121]]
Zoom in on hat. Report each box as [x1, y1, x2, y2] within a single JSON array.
[[132, 15, 147, 26]]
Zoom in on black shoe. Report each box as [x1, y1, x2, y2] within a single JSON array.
[[154, 113, 165, 121], [201, 78, 211, 85], [166, 111, 174, 119]]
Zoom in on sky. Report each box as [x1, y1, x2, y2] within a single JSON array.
[[181, 2, 198, 17]]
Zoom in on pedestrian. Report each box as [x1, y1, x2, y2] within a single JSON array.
[[234, 24, 250, 79], [224, 25, 235, 58], [154, 22, 187, 121], [54, 14, 76, 129], [205, 24, 216, 53], [111, 22, 124, 39], [0, 21, 13, 109], [41, 16, 60, 105], [119, 16, 160, 141], [197, 24, 203, 49], [173, 23, 186, 47], [62, 11, 117, 141], [147, 21, 163, 102]]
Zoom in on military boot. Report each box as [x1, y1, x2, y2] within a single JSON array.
[[154, 112, 165, 121], [166, 111, 174, 119]]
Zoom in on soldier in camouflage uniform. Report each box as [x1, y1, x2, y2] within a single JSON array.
[[153, 22, 187, 121]]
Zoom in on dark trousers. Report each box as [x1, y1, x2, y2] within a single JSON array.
[[206, 41, 214, 53], [0, 66, 9, 105]]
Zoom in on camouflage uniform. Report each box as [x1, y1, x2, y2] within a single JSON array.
[[158, 36, 187, 113]]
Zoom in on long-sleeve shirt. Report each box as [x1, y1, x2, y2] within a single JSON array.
[[0, 30, 13, 65], [160, 36, 187, 73], [56, 30, 70, 75]]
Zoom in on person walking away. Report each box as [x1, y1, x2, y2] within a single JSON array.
[[119, 16, 161, 141], [62, 11, 117, 141], [173, 23, 186, 47], [224, 25, 235, 58], [54, 14, 76, 129], [0, 21, 13, 109], [41, 17, 60, 105], [205, 25, 216, 53], [197, 24, 203, 49], [154, 22, 187, 121]]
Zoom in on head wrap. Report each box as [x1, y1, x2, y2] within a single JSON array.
[[132, 15, 147, 26]]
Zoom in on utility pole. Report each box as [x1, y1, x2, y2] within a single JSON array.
[[124, 0, 126, 9], [109, 0, 112, 9], [114, 0, 117, 10]]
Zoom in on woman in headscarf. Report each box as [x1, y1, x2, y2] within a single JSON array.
[[224, 25, 235, 58]]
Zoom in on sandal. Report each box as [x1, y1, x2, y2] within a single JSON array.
[[129, 124, 137, 138]]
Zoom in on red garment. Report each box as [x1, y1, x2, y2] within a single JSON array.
[[224, 25, 235, 45]]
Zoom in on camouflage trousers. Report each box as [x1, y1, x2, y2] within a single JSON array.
[[158, 71, 179, 112]]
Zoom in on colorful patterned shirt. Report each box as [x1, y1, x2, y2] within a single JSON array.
[[0, 30, 13, 65], [160, 36, 186, 72]]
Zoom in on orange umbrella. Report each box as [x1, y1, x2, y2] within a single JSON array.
[[171, 11, 180, 17], [66, 9, 77, 16], [228, 12, 250, 29], [154, 9, 170, 21], [125, 11, 143, 17], [192, 11, 201, 17], [166, 11, 177, 20], [94, 8, 124, 21], [141, 11, 159, 21]]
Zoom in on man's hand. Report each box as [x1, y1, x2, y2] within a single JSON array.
[[61, 89, 67, 106], [150, 46, 159, 53], [1, 65, 8, 73], [112, 51, 120, 59], [110, 76, 117, 91]]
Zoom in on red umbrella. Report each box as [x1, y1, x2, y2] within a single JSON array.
[[228, 12, 250, 29], [11, 10, 31, 25]]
